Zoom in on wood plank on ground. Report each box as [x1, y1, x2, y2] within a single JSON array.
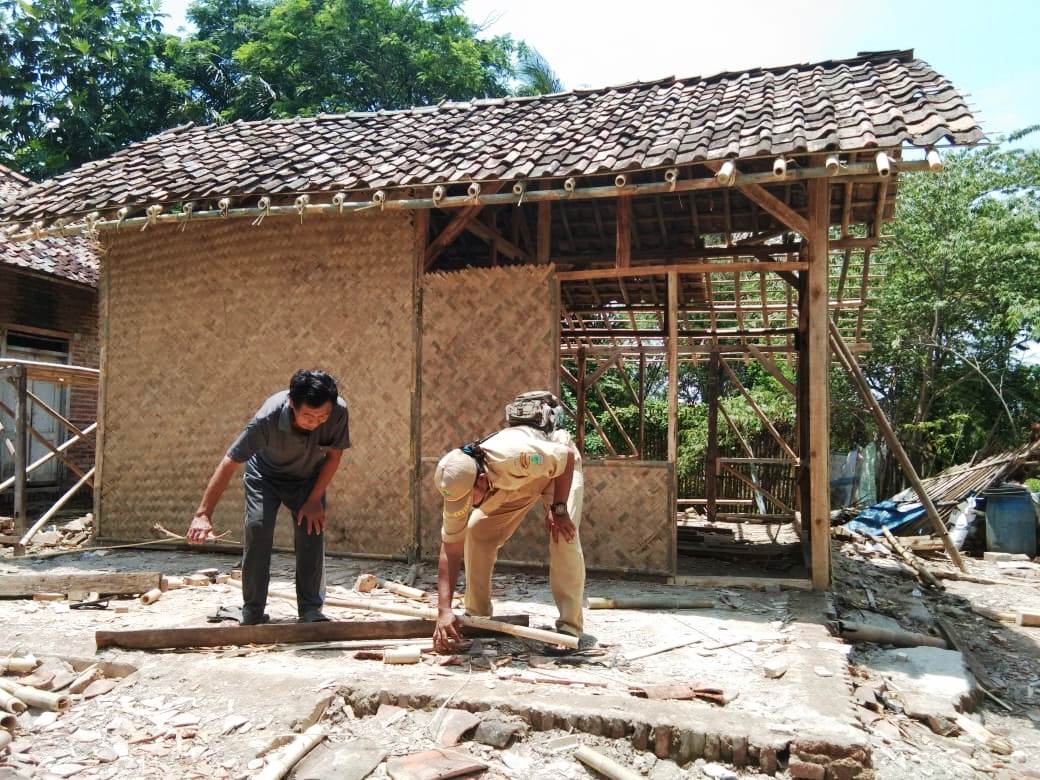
[[0, 571, 160, 598], [95, 614, 531, 650]]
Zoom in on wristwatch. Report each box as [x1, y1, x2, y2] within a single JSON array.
[[551, 502, 568, 516]]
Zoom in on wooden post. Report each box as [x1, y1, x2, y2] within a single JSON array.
[[615, 196, 631, 267], [706, 350, 720, 522], [10, 366, 28, 533], [829, 322, 967, 571], [411, 208, 429, 561], [638, 351, 646, 458], [537, 201, 552, 264], [806, 179, 831, 589], [576, 347, 587, 453], [667, 271, 679, 464]]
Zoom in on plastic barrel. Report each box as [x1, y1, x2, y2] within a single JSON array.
[[983, 484, 1037, 556]]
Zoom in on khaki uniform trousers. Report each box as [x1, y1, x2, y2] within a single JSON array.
[[463, 454, 585, 636]]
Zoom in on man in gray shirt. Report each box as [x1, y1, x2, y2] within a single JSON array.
[[186, 370, 350, 624]]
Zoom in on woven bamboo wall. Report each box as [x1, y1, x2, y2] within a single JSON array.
[[97, 213, 416, 556], [421, 265, 556, 457], [420, 459, 675, 575]]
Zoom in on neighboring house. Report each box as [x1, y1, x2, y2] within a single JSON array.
[[0, 164, 99, 493]]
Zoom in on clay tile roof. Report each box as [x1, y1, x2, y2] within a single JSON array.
[[0, 50, 982, 226], [0, 165, 99, 286]]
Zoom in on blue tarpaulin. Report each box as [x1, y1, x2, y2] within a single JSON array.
[[846, 499, 926, 537]]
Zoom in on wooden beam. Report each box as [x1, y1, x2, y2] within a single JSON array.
[[26, 388, 86, 438], [720, 464, 795, 514], [0, 571, 160, 598], [667, 271, 679, 463], [537, 201, 552, 264], [718, 358, 798, 461], [6, 368, 28, 533], [615, 197, 631, 267], [592, 384, 638, 457], [0, 400, 90, 482], [828, 322, 967, 572], [706, 351, 720, 522], [638, 352, 646, 458], [738, 183, 811, 239], [411, 208, 428, 561], [0, 422, 96, 495], [806, 179, 831, 589], [747, 344, 796, 395], [583, 349, 623, 389], [96, 614, 532, 651], [556, 260, 807, 282], [576, 348, 587, 452], [424, 205, 483, 269], [463, 216, 529, 262]]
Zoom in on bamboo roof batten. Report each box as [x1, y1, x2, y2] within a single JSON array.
[[7, 157, 939, 242]]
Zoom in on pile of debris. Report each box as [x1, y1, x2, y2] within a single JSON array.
[[0, 513, 94, 557]]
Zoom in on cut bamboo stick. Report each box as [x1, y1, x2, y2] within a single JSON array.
[[0, 654, 38, 673], [354, 573, 427, 601], [383, 646, 421, 664], [139, 588, 162, 605], [1, 713, 15, 731], [0, 729, 10, 753], [254, 723, 326, 780], [0, 688, 27, 714], [0, 679, 70, 711], [1016, 610, 1040, 627], [574, 745, 643, 780]]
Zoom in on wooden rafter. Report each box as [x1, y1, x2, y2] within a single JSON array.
[[425, 205, 483, 268], [615, 197, 631, 267], [717, 358, 797, 460], [747, 344, 796, 395]]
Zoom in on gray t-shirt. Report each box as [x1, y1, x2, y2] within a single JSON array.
[[227, 390, 350, 481]]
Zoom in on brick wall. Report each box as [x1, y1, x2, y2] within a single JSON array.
[[0, 265, 99, 483]]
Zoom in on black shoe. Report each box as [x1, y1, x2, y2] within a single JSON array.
[[240, 612, 270, 626], [298, 610, 330, 623]]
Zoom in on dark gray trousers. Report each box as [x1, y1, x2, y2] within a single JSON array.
[[241, 462, 325, 621]]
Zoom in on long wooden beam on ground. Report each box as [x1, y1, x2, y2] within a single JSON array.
[[95, 615, 533, 651], [828, 322, 967, 571], [0, 571, 160, 598]]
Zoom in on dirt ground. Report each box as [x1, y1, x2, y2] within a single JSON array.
[[1, 519, 1038, 779]]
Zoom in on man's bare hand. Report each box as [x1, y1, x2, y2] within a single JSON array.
[[545, 509, 577, 544], [297, 499, 326, 536], [186, 513, 214, 545], [433, 610, 463, 653]]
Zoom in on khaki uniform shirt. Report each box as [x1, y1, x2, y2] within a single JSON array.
[[441, 426, 572, 543]]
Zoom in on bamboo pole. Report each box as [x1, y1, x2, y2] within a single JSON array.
[[0, 422, 97, 495], [6, 159, 939, 244], [254, 724, 327, 780], [574, 745, 644, 780], [0, 654, 38, 674], [828, 322, 967, 571], [17, 466, 95, 549], [0, 679, 71, 711], [881, 526, 942, 589]]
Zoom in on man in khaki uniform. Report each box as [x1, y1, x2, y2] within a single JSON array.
[[432, 392, 586, 652]]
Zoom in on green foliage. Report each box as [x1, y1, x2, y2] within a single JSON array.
[[838, 129, 1040, 474], [0, 0, 202, 178], [1, 0, 538, 177]]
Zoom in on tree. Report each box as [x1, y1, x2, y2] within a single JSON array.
[[832, 128, 1040, 482], [0, 0, 201, 178], [515, 45, 563, 96], [191, 0, 520, 119]]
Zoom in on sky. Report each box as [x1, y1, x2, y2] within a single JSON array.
[[159, 0, 1040, 145]]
